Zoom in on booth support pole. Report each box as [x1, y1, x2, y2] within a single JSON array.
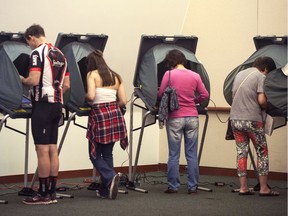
[[194, 111, 213, 192], [57, 112, 76, 154], [0, 114, 10, 132], [131, 111, 151, 182], [198, 112, 209, 164], [0, 115, 11, 203], [54, 112, 76, 198], [128, 92, 137, 182], [126, 109, 150, 193], [23, 119, 30, 188], [18, 119, 34, 196]]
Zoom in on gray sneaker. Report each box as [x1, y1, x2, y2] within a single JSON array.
[[109, 173, 120, 200], [23, 193, 52, 205]]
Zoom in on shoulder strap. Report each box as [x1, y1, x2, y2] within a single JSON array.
[[234, 71, 256, 98], [37, 44, 46, 99]]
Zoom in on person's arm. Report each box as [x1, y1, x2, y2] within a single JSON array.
[[85, 72, 96, 101], [20, 71, 41, 86], [62, 75, 70, 93], [194, 75, 209, 104], [117, 82, 127, 107], [20, 50, 41, 86], [258, 92, 267, 109], [257, 74, 267, 110]]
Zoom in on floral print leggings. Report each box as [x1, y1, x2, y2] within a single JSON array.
[[230, 120, 269, 177]]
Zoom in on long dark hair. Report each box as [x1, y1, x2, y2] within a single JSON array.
[[86, 50, 122, 86]]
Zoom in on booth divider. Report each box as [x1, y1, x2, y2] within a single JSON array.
[[0, 32, 34, 201], [127, 35, 212, 193], [223, 36, 287, 192]]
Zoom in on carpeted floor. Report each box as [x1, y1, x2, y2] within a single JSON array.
[[0, 172, 287, 216]]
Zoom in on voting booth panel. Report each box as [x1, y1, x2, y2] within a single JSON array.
[[0, 32, 31, 113], [55, 33, 108, 112], [223, 36, 287, 109], [127, 35, 212, 193], [222, 36, 287, 192], [133, 35, 210, 113]]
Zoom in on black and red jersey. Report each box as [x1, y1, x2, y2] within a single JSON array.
[[29, 43, 69, 103]]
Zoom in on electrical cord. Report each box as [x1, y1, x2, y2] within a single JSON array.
[[0, 173, 286, 197], [209, 98, 229, 123]]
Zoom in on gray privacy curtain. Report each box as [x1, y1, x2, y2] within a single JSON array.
[[264, 67, 287, 116], [61, 42, 94, 107], [0, 41, 31, 110], [223, 44, 287, 106], [136, 44, 210, 108]]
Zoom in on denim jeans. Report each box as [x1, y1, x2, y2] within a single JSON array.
[[89, 142, 116, 196], [166, 117, 199, 191]]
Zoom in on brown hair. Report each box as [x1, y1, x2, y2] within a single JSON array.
[[86, 50, 122, 86], [252, 56, 276, 73], [164, 49, 187, 69], [24, 24, 45, 40]]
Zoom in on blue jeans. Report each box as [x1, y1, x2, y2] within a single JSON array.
[[89, 142, 116, 196], [166, 117, 199, 191]]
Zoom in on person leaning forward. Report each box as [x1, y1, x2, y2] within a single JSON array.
[[20, 24, 70, 205]]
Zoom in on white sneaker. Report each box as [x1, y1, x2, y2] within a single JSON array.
[[109, 173, 120, 200]]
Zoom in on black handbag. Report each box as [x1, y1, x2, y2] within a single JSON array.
[[225, 118, 234, 140], [158, 71, 179, 128]]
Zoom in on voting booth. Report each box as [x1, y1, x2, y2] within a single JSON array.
[[127, 35, 211, 192], [0, 32, 33, 197], [223, 36, 287, 191]]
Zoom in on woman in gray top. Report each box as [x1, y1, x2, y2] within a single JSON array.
[[230, 56, 279, 196]]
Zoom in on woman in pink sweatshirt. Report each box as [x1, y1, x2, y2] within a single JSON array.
[[158, 49, 209, 194]]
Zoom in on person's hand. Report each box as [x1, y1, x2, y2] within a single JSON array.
[[84, 94, 93, 106], [19, 75, 24, 82]]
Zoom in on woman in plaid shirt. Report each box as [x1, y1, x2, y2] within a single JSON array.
[[85, 50, 128, 199]]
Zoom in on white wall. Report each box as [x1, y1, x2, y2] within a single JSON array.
[[0, 0, 287, 177]]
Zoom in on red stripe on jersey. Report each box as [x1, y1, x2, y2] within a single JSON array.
[[29, 67, 41, 72]]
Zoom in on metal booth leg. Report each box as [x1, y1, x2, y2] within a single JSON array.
[[1, 116, 34, 197], [125, 92, 147, 193], [126, 111, 150, 193], [0, 114, 10, 132], [18, 119, 34, 196], [197, 112, 213, 192], [0, 115, 10, 203], [128, 93, 136, 183]]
